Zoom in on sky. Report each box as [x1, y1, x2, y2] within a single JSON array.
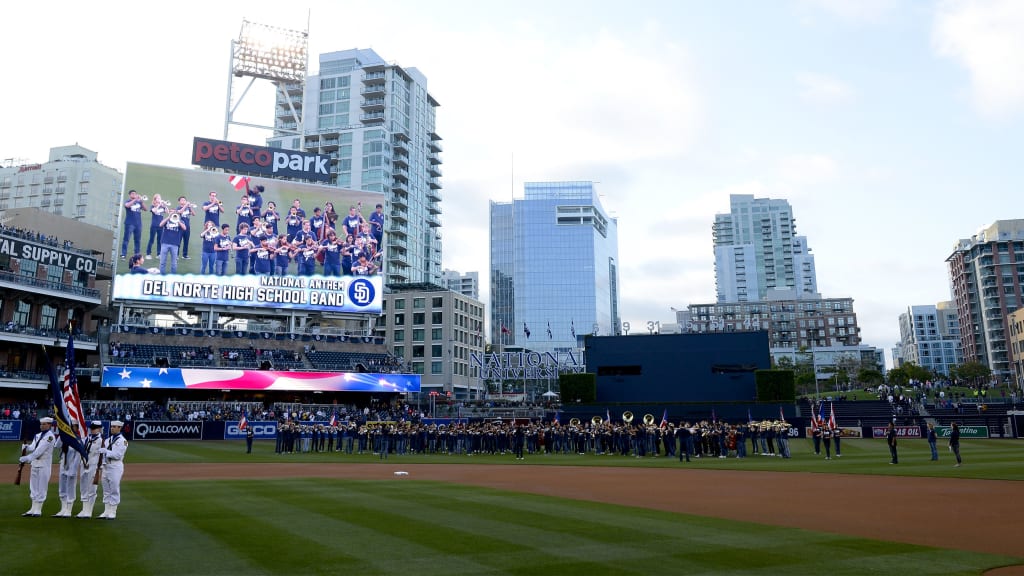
[[3, 0, 1024, 366]]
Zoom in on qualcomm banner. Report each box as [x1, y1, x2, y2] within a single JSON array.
[[131, 421, 204, 441], [101, 367, 420, 393], [0, 419, 22, 441]]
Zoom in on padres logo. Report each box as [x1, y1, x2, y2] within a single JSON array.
[[348, 278, 375, 306]]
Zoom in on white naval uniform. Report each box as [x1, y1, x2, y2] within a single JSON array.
[[100, 433, 128, 505], [20, 429, 56, 503], [79, 432, 105, 504], [57, 441, 83, 504]]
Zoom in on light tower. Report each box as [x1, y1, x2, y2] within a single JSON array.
[[223, 19, 309, 145]]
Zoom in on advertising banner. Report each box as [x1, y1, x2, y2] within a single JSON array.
[[871, 425, 922, 438], [114, 162, 386, 314], [131, 421, 204, 441], [0, 237, 97, 275], [101, 366, 420, 393], [192, 137, 330, 182], [224, 421, 278, 440], [0, 419, 23, 441], [935, 425, 989, 439], [804, 426, 862, 439]]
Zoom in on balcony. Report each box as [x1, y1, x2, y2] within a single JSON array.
[[362, 71, 386, 83], [428, 164, 442, 178], [392, 179, 408, 196], [428, 140, 443, 153], [392, 152, 409, 168], [428, 152, 442, 165], [427, 213, 441, 228], [392, 166, 409, 181], [428, 177, 441, 190], [360, 84, 385, 97], [392, 137, 408, 153], [360, 97, 385, 111], [426, 187, 441, 202], [360, 112, 385, 124], [428, 202, 441, 215], [390, 208, 408, 223], [388, 247, 410, 267], [390, 192, 408, 210]]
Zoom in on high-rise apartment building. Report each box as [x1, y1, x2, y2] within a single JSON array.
[[270, 48, 443, 286], [896, 302, 962, 376], [947, 220, 1024, 379], [0, 145, 123, 234], [442, 269, 479, 300], [490, 182, 620, 354], [713, 194, 817, 302]]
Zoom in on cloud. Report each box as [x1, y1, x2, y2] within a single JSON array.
[[797, 73, 854, 104], [801, 0, 898, 23], [933, 0, 1024, 117], [778, 154, 840, 188]]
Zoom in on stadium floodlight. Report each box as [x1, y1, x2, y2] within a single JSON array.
[[224, 18, 309, 141], [233, 20, 308, 84]]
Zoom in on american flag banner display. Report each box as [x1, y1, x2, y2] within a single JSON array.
[[828, 402, 837, 430], [42, 344, 87, 459], [229, 174, 249, 190], [61, 332, 86, 445], [238, 411, 249, 431]]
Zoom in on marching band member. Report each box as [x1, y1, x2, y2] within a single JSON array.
[[202, 190, 223, 227], [145, 194, 169, 259], [177, 196, 197, 259], [199, 220, 220, 275], [233, 222, 254, 275], [120, 190, 148, 260]]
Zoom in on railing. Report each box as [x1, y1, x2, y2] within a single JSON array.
[[0, 270, 100, 299]]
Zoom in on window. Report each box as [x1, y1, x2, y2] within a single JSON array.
[[432, 311, 443, 324], [431, 361, 443, 375], [432, 328, 443, 339], [394, 299, 406, 310], [432, 344, 443, 357], [13, 300, 30, 325], [413, 297, 425, 309], [40, 305, 57, 330], [413, 312, 425, 325], [393, 346, 404, 358], [412, 329, 424, 342], [412, 362, 424, 375], [412, 345, 424, 358], [432, 297, 444, 308], [393, 330, 404, 342], [394, 313, 405, 326]]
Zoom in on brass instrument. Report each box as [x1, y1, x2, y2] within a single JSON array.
[[622, 411, 634, 423], [591, 415, 603, 426], [169, 212, 181, 223], [569, 418, 581, 427], [140, 195, 149, 202], [643, 413, 655, 426]]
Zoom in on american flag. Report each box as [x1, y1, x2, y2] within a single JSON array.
[[61, 331, 86, 444], [229, 175, 249, 190], [329, 411, 337, 427], [660, 409, 669, 429], [547, 321, 552, 339], [818, 401, 827, 429], [523, 323, 531, 339], [500, 322, 511, 335], [828, 402, 837, 430], [570, 319, 576, 339], [238, 411, 249, 431]]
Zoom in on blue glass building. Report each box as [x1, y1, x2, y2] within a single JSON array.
[[489, 182, 620, 355]]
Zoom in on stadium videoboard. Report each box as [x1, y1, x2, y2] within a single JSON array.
[[113, 162, 386, 314], [101, 366, 420, 393]]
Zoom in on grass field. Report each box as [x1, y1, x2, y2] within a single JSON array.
[[2, 438, 1022, 575]]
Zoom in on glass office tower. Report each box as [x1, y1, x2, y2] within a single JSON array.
[[490, 182, 620, 354]]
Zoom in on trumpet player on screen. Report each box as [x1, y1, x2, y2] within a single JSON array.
[[158, 208, 187, 275], [145, 194, 169, 260], [120, 189, 148, 260], [176, 196, 197, 260]]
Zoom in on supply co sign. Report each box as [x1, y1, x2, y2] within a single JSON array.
[[192, 137, 330, 182]]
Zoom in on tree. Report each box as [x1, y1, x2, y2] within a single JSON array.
[[952, 361, 990, 388], [887, 366, 909, 387], [857, 368, 884, 386]]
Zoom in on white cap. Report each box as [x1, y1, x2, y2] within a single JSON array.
[[110, 420, 124, 427], [89, 421, 103, 428], [39, 417, 54, 424]]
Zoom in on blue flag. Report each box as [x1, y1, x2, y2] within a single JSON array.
[[42, 344, 87, 460], [818, 401, 827, 427]]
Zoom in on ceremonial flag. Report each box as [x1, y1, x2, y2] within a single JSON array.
[[523, 323, 531, 339], [239, 410, 249, 431], [570, 319, 576, 339], [748, 408, 754, 424], [660, 409, 668, 429], [780, 405, 786, 422], [229, 175, 249, 190], [42, 343, 87, 459], [711, 408, 717, 423], [810, 402, 819, 431], [553, 411, 560, 426], [818, 401, 827, 429], [329, 411, 337, 427], [606, 408, 611, 424], [60, 331, 86, 445], [500, 322, 511, 335], [828, 402, 837, 430], [547, 322, 552, 339]]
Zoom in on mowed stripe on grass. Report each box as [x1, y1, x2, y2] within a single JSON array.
[[1, 478, 1018, 576]]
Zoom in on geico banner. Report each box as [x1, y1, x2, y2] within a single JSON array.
[[112, 273, 382, 314], [132, 421, 204, 440], [192, 137, 330, 182], [225, 421, 278, 440], [936, 425, 989, 439], [871, 425, 922, 438], [0, 419, 23, 441]]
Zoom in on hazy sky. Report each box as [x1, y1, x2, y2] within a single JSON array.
[[3, 0, 1023, 364]]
